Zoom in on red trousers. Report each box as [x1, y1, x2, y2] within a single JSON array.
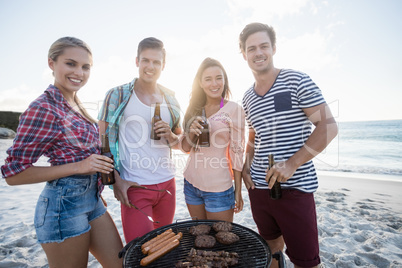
[[121, 178, 176, 243]]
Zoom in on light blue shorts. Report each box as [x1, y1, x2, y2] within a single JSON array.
[[34, 174, 106, 244], [183, 179, 235, 213]]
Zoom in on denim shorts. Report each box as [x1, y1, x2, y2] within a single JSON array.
[[34, 174, 106, 244], [183, 179, 235, 213]]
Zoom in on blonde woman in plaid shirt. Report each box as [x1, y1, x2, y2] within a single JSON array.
[[1, 37, 123, 267]]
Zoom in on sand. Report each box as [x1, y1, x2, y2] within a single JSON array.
[[0, 171, 401, 267]]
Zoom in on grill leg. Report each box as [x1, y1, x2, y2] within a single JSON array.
[[272, 251, 286, 268]]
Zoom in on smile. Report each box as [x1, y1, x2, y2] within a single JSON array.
[[69, 78, 82, 83], [254, 59, 266, 63]]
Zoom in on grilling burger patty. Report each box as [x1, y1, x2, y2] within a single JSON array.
[[189, 224, 211, 236], [194, 235, 216, 248], [212, 221, 233, 232], [215, 231, 239, 245]]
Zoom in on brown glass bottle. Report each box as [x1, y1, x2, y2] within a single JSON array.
[[150, 102, 161, 140], [100, 134, 115, 185], [268, 154, 282, 200], [198, 107, 210, 147]]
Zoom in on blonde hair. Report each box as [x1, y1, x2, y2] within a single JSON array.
[[48, 37, 96, 124], [49, 36, 92, 61]]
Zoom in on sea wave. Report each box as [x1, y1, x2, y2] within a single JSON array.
[[315, 165, 402, 176], [2, 120, 402, 179]]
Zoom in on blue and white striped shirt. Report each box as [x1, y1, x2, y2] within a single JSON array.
[[242, 69, 325, 193]]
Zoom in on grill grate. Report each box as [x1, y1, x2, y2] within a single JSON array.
[[123, 220, 271, 268]]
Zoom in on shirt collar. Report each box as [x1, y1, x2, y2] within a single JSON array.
[[45, 84, 69, 106]]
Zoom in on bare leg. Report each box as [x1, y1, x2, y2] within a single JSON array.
[[267, 236, 320, 268], [41, 232, 90, 268], [266, 236, 285, 268], [187, 203, 207, 220], [206, 208, 234, 222], [89, 211, 123, 268], [187, 203, 234, 222]]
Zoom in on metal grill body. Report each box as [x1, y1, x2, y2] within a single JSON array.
[[123, 220, 271, 268]]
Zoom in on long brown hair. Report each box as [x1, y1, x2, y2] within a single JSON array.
[[183, 57, 231, 132], [48, 37, 97, 124]]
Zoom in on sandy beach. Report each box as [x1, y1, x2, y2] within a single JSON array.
[[0, 167, 401, 267]]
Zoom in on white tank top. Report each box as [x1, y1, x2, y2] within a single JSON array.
[[118, 91, 175, 184]]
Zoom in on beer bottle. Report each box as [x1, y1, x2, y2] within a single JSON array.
[[198, 107, 210, 147], [150, 102, 161, 140], [100, 134, 115, 185], [268, 154, 282, 200]]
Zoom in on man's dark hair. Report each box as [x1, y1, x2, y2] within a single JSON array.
[[239, 23, 276, 52], [137, 37, 166, 63]]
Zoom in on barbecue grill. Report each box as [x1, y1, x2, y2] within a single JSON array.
[[120, 219, 275, 268]]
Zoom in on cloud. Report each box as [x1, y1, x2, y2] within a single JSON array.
[[276, 29, 339, 71], [0, 84, 43, 112], [227, 0, 310, 22], [76, 55, 136, 114]]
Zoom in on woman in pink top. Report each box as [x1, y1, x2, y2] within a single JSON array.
[[181, 58, 245, 222]]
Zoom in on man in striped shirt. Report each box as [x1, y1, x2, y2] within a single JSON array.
[[239, 23, 338, 268]]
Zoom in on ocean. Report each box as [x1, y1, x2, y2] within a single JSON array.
[[1, 119, 402, 178], [313, 119, 402, 176]]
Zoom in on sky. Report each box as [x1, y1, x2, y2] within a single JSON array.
[[0, 0, 401, 122]]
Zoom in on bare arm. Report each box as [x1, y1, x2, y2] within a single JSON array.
[[242, 128, 256, 190], [169, 125, 183, 150], [152, 120, 183, 150], [5, 154, 114, 186], [266, 103, 338, 188], [233, 169, 244, 213], [98, 120, 108, 137], [180, 117, 203, 153]]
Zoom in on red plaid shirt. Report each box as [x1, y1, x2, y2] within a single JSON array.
[[1, 85, 101, 178]]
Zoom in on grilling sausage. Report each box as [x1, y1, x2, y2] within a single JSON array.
[[141, 229, 173, 254], [142, 232, 176, 254], [140, 238, 180, 266], [148, 232, 183, 255]]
